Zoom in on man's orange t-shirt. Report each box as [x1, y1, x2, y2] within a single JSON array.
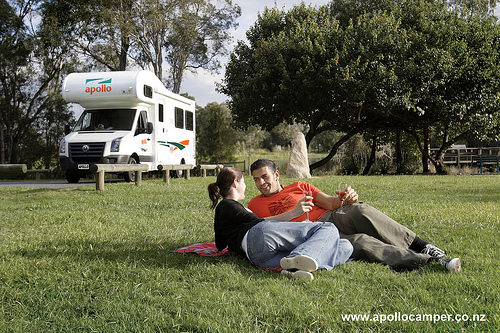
[[248, 181, 329, 222]]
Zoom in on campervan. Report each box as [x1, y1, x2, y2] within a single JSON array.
[[59, 70, 196, 183]]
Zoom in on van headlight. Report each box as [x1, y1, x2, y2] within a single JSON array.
[[59, 138, 66, 154], [110, 138, 122, 152]]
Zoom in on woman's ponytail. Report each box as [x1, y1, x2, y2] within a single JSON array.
[[207, 167, 243, 209]]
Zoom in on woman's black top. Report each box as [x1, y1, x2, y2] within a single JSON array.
[[214, 199, 264, 257]]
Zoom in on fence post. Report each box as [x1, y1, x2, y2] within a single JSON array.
[[96, 170, 105, 191], [135, 170, 142, 186]]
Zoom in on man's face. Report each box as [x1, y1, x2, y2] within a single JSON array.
[[252, 166, 281, 197]]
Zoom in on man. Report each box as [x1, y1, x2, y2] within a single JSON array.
[[248, 159, 461, 272]]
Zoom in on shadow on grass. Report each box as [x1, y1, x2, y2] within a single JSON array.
[[14, 237, 457, 279], [13, 237, 263, 273]]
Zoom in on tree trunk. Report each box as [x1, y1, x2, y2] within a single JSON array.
[[119, 35, 130, 71], [363, 131, 377, 175], [430, 149, 448, 175], [434, 160, 447, 174], [0, 108, 4, 164], [309, 126, 366, 172], [396, 130, 402, 174], [422, 127, 430, 173]]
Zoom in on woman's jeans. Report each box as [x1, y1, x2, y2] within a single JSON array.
[[246, 221, 353, 270]]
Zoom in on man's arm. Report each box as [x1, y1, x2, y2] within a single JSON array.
[[263, 196, 313, 221], [315, 186, 358, 211]]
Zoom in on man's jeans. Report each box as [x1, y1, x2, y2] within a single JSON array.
[[246, 221, 353, 270]]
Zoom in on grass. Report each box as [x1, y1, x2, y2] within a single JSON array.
[[0, 175, 499, 332]]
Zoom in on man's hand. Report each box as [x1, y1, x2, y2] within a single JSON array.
[[292, 196, 314, 216], [335, 186, 358, 205]]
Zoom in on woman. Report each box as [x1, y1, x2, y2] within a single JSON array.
[[208, 167, 353, 280]]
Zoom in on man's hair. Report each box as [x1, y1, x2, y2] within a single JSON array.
[[250, 159, 278, 173]]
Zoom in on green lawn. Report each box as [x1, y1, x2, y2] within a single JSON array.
[[0, 175, 499, 332]]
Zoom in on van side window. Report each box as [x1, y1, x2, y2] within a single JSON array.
[[159, 104, 164, 122], [136, 111, 148, 135], [144, 85, 153, 98], [175, 107, 184, 129], [186, 111, 194, 131]]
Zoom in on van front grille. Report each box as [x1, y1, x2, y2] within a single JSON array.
[[69, 142, 105, 163]]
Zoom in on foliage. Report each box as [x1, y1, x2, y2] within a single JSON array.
[[48, 0, 240, 92], [220, 0, 500, 174], [196, 102, 235, 162], [165, 0, 241, 93], [0, 0, 73, 167], [0, 176, 498, 332], [391, 0, 500, 173], [261, 121, 305, 151]]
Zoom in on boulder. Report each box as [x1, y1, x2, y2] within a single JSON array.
[[286, 132, 311, 178]]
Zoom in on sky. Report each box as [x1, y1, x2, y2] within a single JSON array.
[[180, 0, 331, 107]]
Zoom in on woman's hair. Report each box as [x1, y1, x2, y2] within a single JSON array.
[[208, 167, 244, 209]]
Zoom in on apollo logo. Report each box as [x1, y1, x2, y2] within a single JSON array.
[[85, 77, 112, 95]]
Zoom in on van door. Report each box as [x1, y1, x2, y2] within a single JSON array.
[[156, 103, 170, 165], [136, 110, 153, 163]]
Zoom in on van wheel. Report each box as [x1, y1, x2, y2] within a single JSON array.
[[66, 173, 80, 183], [169, 169, 183, 178], [169, 160, 185, 178], [123, 157, 137, 182]]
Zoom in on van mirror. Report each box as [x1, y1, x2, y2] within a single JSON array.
[[147, 122, 153, 134], [64, 125, 71, 135]]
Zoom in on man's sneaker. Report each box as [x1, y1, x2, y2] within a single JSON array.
[[281, 270, 314, 280], [280, 255, 319, 272], [438, 257, 462, 273], [422, 244, 446, 258]]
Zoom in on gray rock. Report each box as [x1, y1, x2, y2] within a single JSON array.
[[286, 132, 311, 178]]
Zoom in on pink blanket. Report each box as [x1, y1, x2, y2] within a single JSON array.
[[172, 242, 229, 257], [172, 242, 281, 270]]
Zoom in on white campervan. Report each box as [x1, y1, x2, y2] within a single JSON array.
[[59, 70, 196, 183]]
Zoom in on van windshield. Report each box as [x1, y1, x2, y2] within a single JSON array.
[[74, 109, 136, 131]]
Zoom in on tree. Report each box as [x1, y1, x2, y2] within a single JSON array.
[[221, 0, 500, 174], [0, 0, 73, 166], [41, 0, 240, 92], [262, 122, 305, 151], [384, 0, 500, 173], [38, 0, 132, 72], [0, 0, 30, 164], [128, 0, 240, 92], [165, 0, 241, 93], [220, 3, 405, 171], [196, 102, 235, 162]]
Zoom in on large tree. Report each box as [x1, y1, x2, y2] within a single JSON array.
[[220, 3, 407, 171], [0, 0, 29, 163], [165, 0, 241, 93], [0, 0, 73, 166], [221, 0, 500, 173]]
